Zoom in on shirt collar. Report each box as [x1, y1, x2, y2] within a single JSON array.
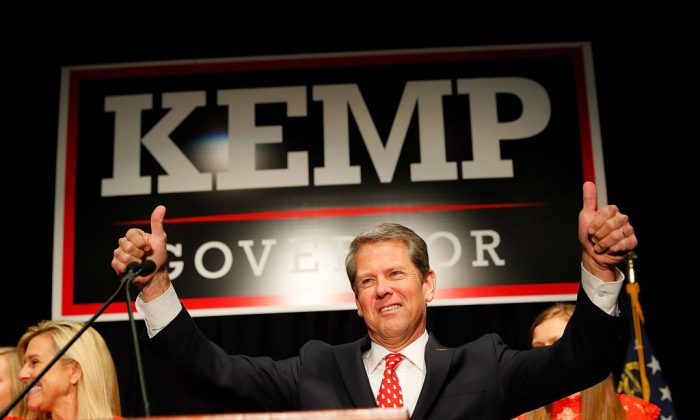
[[365, 330, 429, 374]]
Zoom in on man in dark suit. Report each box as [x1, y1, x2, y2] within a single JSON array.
[[112, 182, 636, 419]]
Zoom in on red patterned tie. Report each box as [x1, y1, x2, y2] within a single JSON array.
[[376, 353, 405, 408]]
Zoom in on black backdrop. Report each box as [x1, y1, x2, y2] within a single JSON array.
[[2, 23, 691, 418]]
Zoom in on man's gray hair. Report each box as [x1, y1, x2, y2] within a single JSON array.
[[345, 223, 429, 292]]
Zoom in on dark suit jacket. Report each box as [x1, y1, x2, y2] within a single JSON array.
[[149, 288, 623, 419]]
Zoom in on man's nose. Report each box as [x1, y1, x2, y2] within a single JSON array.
[[375, 276, 392, 297]]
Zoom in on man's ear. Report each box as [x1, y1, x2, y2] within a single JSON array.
[[423, 269, 436, 302], [355, 295, 364, 318]]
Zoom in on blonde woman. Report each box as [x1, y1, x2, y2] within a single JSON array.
[[17, 320, 121, 420], [1, 347, 30, 418], [516, 303, 660, 420]]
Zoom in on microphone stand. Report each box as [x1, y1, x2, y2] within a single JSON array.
[[125, 276, 150, 416], [1, 262, 151, 419]]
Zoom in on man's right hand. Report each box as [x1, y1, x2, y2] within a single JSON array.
[[111, 205, 170, 302]]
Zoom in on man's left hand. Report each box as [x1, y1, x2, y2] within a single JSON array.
[[579, 181, 638, 281]]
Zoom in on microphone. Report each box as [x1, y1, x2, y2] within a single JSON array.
[[128, 260, 157, 277], [1, 260, 157, 419]]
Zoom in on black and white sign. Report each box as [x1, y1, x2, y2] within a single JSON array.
[[53, 43, 607, 320]]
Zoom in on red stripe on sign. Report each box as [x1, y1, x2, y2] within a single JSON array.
[[572, 49, 596, 183], [61, 71, 82, 313], [59, 283, 578, 315], [70, 47, 586, 81], [59, 293, 356, 315], [116, 202, 547, 226], [437, 282, 579, 299]]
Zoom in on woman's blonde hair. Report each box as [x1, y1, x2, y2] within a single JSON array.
[[523, 303, 625, 420], [0, 347, 30, 418], [529, 302, 575, 340], [17, 320, 121, 419]]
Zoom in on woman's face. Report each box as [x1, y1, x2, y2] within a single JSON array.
[[18, 334, 80, 414], [0, 355, 14, 410], [532, 315, 569, 347]]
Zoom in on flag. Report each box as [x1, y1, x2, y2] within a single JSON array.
[[617, 256, 678, 419]]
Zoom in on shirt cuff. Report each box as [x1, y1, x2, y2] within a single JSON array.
[[580, 263, 624, 316], [135, 284, 182, 338]]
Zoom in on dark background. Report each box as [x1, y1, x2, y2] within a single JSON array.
[[2, 22, 690, 418]]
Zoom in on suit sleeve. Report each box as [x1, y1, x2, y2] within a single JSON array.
[[147, 307, 301, 411], [501, 286, 626, 417]]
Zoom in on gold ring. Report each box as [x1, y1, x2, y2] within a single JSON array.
[[619, 227, 627, 238]]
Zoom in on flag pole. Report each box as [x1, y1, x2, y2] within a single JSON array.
[[625, 252, 651, 400]]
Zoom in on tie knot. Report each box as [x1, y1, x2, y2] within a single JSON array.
[[384, 353, 405, 370]]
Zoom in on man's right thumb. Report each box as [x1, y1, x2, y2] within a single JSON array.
[[150, 205, 167, 237]]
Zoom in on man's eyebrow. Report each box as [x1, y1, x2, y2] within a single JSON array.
[[357, 265, 409, 278]]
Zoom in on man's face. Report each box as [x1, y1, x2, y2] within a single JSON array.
[[354, 240, 436, 350]]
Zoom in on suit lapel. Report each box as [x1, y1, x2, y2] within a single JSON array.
[[334, 336, 376, 408], [411, 334, 453, 420]]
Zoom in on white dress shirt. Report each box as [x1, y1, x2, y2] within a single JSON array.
[[362, 331, 429, 416]]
